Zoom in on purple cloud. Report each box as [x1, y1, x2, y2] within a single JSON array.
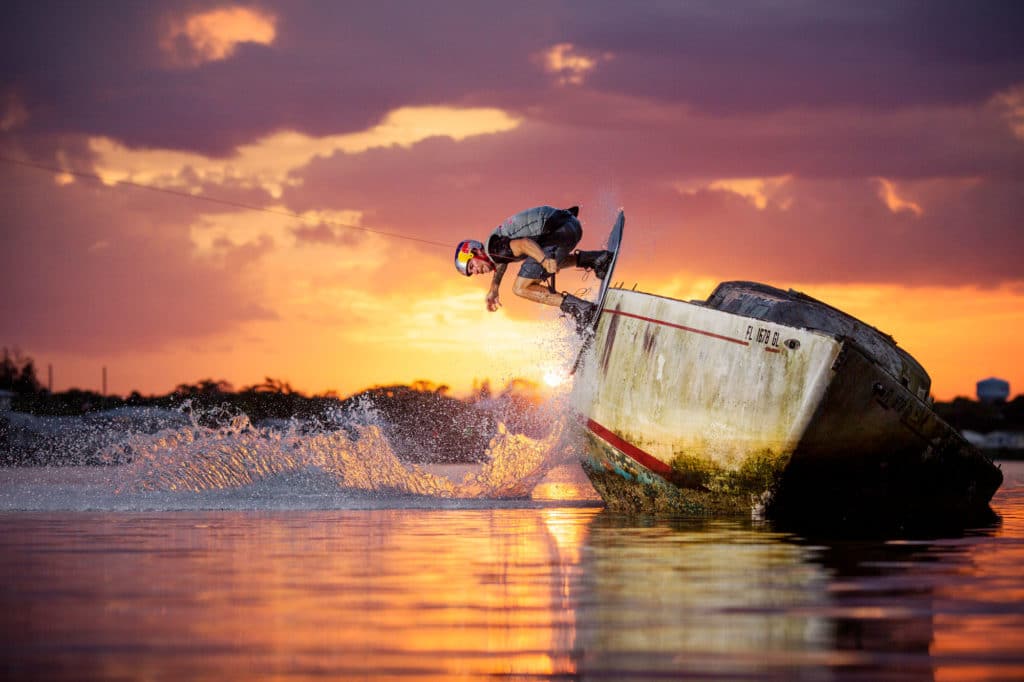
[[6, 1, 1022, 157], [0, 166, 275, 353]]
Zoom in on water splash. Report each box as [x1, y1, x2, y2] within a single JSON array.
[[460, 422, 566, 498], [102, 406, 571, 501], [2, 342, 589, 509]]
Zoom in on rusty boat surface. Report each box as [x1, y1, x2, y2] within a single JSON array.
[[571, 281, 1003, 519]]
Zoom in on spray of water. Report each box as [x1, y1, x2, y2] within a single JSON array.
[[2, 323, 589, 510], [95, 398, 572, 502]]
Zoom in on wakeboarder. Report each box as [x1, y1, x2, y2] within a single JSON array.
[[454, 205, 611, 332]]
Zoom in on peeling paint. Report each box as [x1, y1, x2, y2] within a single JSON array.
[[574, 289, 839, 476], [572, 286, 1003, 517]]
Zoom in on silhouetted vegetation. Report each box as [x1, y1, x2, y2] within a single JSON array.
[[1, 347, 42, 395], [0, 350, 555, 466], [341, 381, 495, 463], [10, 346, 1015, 469], [934, 396, 1024, 435]]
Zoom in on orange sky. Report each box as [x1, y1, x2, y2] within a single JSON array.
[[2, 2, 1023, 401]]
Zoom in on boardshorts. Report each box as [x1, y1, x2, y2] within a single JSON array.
[[517, 216, 583, 280]]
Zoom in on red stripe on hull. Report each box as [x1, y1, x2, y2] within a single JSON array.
[[586, 418, 674, 477], [602, 309, 749, 346]]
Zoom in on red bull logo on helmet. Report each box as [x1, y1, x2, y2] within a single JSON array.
[[454, 239, 484, 276]]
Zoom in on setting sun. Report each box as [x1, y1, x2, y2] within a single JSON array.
[[543, 369, 568, 388], [3, 5, 1024, 682]]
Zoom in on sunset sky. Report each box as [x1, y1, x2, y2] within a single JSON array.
[[2, 1, 1023, 400]]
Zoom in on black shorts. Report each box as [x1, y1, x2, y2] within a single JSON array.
[[517, 217, 583, 280]]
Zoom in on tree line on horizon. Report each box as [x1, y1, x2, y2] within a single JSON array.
[[1, 347, 540, 411], [3, 346, 1022, 438], [1, 348, 555, 466]]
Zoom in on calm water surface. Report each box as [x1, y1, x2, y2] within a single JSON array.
[[2, 462, 1023, 681]]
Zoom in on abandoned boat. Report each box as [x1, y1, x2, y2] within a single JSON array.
[[571, 281, 1003, 518]]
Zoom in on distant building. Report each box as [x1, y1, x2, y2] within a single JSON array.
[[977, 377, 1010, 403], [0, 389, 12, 412], [963, 429, 1024, 453], [961, 430, 986, 447], [985, 431, 1024, 450]]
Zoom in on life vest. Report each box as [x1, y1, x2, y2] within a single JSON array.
[[485, 206, 579, 263]]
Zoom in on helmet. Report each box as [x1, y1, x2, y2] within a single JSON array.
[[454, 239, 486, 276]]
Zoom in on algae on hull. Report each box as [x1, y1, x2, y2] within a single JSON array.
[[581, 432, 788, 515], [574, 282, 1002, 518], [669, 448, 790, 499]]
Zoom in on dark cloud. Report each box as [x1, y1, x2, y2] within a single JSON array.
[[4, 1, 1023, 157], [571, 1, 1024, 112], [629, 178, 1024, 287], [2, 0, 1022, 328], [0, 166, 275, 354], [288, 112, 1024, 287], [0, 1, 554, 154]]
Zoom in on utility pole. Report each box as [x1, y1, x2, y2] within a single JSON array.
[[48, 364, 53, 392], [102, 366, 107, 397]]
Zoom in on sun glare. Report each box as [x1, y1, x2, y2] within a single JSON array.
[[543, 369, 567, 388]]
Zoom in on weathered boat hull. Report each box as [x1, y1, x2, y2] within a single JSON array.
[[572, 285, 1002, 517]]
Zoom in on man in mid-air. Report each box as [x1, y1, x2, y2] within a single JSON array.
[[454, 205, 611, 332]]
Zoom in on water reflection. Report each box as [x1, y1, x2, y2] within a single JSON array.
[[2, 469, 1024, 680], [574, 497, 1023, 681], [0, 509, 597, 680], [576, 515, 835, 678]]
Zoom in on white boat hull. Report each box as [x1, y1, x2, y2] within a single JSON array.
[[572, 287, 1002, 517]]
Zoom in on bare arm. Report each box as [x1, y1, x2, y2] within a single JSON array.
[[486, 263, 508, 311], [509, 238, 557, 273]]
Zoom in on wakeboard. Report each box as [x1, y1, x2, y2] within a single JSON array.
[[571, 210, 624, 373]]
